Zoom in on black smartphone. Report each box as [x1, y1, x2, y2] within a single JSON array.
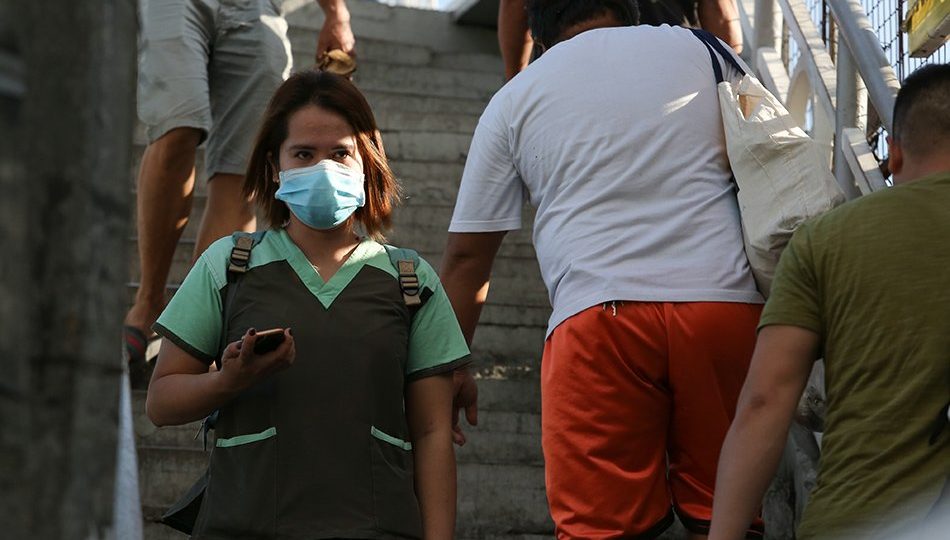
[[252, 328, 286, 355]]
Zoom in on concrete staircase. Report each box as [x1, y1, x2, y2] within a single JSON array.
[[131, 1, 553, 538]]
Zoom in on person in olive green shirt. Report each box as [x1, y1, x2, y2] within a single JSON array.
[[708, 63, 950, 540]]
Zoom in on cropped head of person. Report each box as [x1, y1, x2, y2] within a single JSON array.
[[526, 0, 639, 51], [888, 63, 950, 184], [245, 70, 400, 240]]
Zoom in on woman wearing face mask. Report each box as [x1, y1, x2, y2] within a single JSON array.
[[145, 70, 470, 540]]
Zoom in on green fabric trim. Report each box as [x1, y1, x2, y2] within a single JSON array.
[[216, 427, 277, 448], [362, 244, 399, 279], [370, 426, 412, 450], [274, 230, 380, 309]]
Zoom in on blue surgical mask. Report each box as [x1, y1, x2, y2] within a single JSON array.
[[276, 160, 366, 230]]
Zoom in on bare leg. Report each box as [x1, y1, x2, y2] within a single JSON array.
[[498, 0, 533, 80], [192, 172, 255, 260], [125, 127, 201, 335]]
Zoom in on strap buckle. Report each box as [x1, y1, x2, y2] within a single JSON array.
[[396, 260, 422, 306], [227, 235, 256, 274]]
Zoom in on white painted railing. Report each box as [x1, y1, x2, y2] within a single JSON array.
[[739, 0, 901, 197]]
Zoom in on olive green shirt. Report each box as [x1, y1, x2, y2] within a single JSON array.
[[760, 172, 950, 539]]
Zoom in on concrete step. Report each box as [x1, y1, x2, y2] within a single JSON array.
[[284, 0, 497, 54], [293, 53, 503, 102], [467, 325, 545, 368], [367, 89, 489, 117], [348, 60, 503, 101], [377, 109, 480, 135], [132, 390, 206, 449], [479, 303, 551, 330], [138, 445, 210, 509], [382, 130, 475, 163], [390, 158, 466, 185], [456, 409, 541, 466], [457, 463, 552, 537], [287, 29, 502, 75], [388, 205, 539, 258]]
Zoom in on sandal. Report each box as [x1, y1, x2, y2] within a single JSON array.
[[123, 325, 161, 365]]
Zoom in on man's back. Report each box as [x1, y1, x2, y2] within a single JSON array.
[[452, 24, 761, 334], [761, 172, 950, 538]]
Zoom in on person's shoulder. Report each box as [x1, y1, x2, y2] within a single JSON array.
[[809, 184, 907, 232], [198, 230, 287, 284], [199, 235, 237, 270]]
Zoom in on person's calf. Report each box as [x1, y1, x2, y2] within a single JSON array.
[[194, 172, 256, 259], [127, 127, 203, 333]]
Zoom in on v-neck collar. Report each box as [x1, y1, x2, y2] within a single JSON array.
[[275, 229, 376, 309]]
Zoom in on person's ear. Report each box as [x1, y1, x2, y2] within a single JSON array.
[[886, 135, 903, 180]]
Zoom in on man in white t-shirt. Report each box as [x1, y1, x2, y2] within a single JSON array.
[[441, 0, 765, 538]]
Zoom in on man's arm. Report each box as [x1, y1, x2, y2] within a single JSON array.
[[698, 0, 743, 53], [440, 231, 507, 445], [440, 231, 507, 343], [708, 324, 819, 540], [316, 0, 355, 59], [498, 0, 533, 80]]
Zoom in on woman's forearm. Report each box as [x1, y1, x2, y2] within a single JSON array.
[[146, 370, 238, 427], [413, 429, 457, 540], [147, 330, 296, 427]]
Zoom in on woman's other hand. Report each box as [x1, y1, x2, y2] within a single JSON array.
[[218, 328, 296, 393]]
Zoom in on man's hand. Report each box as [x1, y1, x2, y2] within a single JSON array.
[[452, 368, 479, 446], [219, 328, 296, 393], [316, 2, 355, 61]]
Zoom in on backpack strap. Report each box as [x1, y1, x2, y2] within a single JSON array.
[[202, 231, 267, 450], [219, 231, 268, 357], [690, 28, 746, 84], [384, 246, 431, 312], [227, 231, 265, 274]]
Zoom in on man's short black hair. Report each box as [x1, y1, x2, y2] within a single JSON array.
[[526, 0, 640, 50], [892, 63, 950, 157]]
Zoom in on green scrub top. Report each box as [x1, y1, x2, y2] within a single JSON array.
[[154, 229, 471, 539]]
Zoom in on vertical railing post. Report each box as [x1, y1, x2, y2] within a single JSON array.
[[828, 0, 900, 133], [833, 44, 866, 200], [755, 0, 782, 51]]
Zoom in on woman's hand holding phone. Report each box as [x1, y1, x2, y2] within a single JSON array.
[[218, 327, 296, 393]]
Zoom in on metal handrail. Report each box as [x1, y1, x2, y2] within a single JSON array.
[[827, 0, 901, 134], [745, 0, 899, 195]]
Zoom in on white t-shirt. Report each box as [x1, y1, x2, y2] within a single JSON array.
[[449, 25, 763, 336]]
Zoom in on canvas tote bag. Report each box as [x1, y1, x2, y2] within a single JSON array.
[[691, 30, 845, 295]]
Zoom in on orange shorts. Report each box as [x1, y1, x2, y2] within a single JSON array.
[[541, 301, 764, 539]]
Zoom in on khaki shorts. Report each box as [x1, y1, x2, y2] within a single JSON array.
[[137, 0, 292, 177]]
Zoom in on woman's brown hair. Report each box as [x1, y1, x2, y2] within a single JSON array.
[[244, 70, 400, 240]]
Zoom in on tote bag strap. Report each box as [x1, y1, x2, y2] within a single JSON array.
[[690, 28, 746, 83]]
